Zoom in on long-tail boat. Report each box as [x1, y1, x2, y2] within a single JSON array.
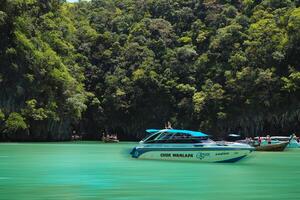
[[254, 142, 288, 151]]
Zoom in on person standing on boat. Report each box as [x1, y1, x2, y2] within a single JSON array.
[[258, 136, 262, 146], [167, 121, 172, 129], [266, 135, 271, 144], [296, 134, 300, 143], [165, 121, 172, 129], [249, 137, 254, 146], [113, 134, 118, 140], [293, 133, 297, 140], [291, 133, 299, 143], [245, 137, 250, 143]]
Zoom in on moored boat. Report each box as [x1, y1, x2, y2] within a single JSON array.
[[103, 138, 119, 143], [102, 135, 119, 143], [130, 129, 254, 163], [254, 142, 288, 151]]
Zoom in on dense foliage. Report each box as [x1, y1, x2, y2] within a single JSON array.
[[1, 0, 300, 141]]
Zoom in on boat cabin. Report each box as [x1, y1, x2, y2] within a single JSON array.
[[141, 129, 209, 144]]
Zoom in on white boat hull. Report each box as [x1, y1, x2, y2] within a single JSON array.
[[131, 145, 253, 163]]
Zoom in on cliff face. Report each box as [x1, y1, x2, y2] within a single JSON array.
[[1, 0, 300, 141]]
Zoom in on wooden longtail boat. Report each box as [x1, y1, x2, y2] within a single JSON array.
[[254, 142, 288, 151]]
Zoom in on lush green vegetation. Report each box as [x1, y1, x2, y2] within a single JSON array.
[[0, 0, 300, 141]]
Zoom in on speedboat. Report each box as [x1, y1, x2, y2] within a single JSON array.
[[130, 129, 254, 163]]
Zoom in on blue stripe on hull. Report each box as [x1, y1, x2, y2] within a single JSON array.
[[131, 147, 251, 161], [215, 155, 247, 163], [131, 147, 252, 158], [138, 147, 253, 151]]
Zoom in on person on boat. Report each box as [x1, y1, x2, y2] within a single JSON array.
[[293, 133, 297, 140], [266, 135, 271, 144], [164, 121, 173, 129], [258, 136, 262, 146], [245, 137, 250, 143], [249, 137, 254, 145], [291, 133, 299, 142], [296, 134, 300, 143], [167, 121, 172, 129]]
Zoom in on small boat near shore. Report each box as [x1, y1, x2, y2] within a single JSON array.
[[102, 135, 119, 143], [252, 135, 297, 151], [103, 138, 119, 143], [130, 129, 254, 163], [254, 142, 289, 151]]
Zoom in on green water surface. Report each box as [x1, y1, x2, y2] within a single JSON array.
[[0, 142, 300, 200]]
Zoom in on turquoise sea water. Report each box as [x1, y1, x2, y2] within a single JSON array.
[[0, 142, 300, 200]]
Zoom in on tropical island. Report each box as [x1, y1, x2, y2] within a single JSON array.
[[0, 0, 300, 141]]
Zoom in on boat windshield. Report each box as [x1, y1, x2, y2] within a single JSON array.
[[142, 131, 208, 144], [140, 132, 160, 143], [156, 133, 174, 140]]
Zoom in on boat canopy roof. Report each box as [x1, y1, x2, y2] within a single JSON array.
[[271, 136, 290, 139], [146, 129, 208, 137]]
